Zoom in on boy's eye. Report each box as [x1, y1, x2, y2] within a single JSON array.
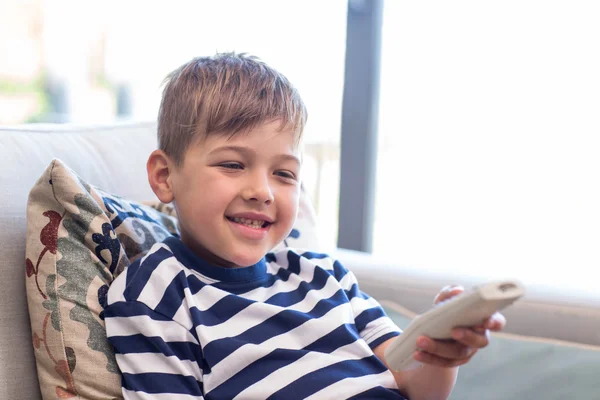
[[220, 162, 244, 170], [275, 170, 296, 180]]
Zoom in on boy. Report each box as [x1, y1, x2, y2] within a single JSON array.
[[104, 53, 505, 399]]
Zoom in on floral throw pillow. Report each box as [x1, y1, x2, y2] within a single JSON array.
[[25, 158, 320, 399]]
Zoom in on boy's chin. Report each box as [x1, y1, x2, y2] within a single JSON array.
[[228, 251, 267, 268]]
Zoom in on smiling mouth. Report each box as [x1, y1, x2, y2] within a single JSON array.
[[226, 216, 271, 229]]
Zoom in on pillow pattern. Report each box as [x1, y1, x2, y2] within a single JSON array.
[[25, 159, 320, 399]]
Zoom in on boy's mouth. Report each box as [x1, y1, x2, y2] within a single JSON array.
[[226, 216, 271, 229]]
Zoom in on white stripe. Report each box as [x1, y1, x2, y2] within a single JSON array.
[[361, 316, 401, 344], [198, 272, 343, 345], [187, 267, 220, 284], [307, 255, 336, 271], [275, 248, 336, 273], [171, 287, 195, 330], [240, 256, 318, 300], [141, 243, 169, 262], [108, 243, 172, 306], [116, 353, 203, 380], [305, 370, 399, 400], [267, 248, 293, 268], [350, 295, 384, 318], [232, 341, 371, 399], [188, 282, 231, 312], [107, 315, 196, 343], [138, 242, 171, 266], [338, 269, 358, 291], [204, 303, 355, 392], [138, 259, 185, 309], [123, 388, 202, 400], [108, 271, 128, 305]]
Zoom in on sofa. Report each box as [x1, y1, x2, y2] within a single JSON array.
[[1, 121, 599, 400]]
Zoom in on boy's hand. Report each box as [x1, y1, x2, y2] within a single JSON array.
[[413, 285, 506, 368]]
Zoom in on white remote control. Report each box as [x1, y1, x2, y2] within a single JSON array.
[[384, 280, 525, 371]]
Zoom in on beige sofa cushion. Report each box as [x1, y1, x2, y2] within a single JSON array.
[[0, 121, 158, 400], [25, 158, 319, 399]]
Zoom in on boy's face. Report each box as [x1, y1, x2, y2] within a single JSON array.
[[157, 120, 301, 268]]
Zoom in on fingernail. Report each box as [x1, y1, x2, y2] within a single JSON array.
[[417, 338, 428, 349], [453, 330, 464, 339]]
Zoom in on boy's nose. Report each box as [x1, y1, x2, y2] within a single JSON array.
[[242, 174, 274, 205]]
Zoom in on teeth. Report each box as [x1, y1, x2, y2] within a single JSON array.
[[232, 217, 266, 228]]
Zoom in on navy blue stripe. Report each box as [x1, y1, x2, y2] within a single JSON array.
[[123, 247, 173, 301], [226, 263, 302, 297], [187, 271, 278, 301], [332, 259, 349, 282], [188, 261, 328, 329], [110, 334, 201, 362], [125, 258, 141, 286], [122, 372, 203, 396], [206, 348, 306, 398], [345, 282, 369, 301], [271, 263, 293, 281], [302, 323, 361, 353], [265, 252, 277, 263], [154, 270, 188, 319], [202, 289, 348, 366], [263, 265, 332, 308], [211, 273, 275, 294], [286, 251, 302, 274], [369, 331, 401, 349], [282, 252, 350, 294], [187, 273, 208, 295], [348, 386, 406, 399], [207, 324, 362, 399], [103, 301, 171, 321], [189, 294, 254, 327], [254, 263, 295, 290], [269, 355, 389, 399], [209, 252, 322, 296], [355, 306, 387, 333], [165, 236, 266, 282]]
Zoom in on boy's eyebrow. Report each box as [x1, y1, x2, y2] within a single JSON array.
[[209, 145, 301, 165]]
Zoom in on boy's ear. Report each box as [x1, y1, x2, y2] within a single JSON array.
[[147, 149, 175, 204]]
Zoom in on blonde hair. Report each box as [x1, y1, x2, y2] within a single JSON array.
[[157, 52, 307, 166]]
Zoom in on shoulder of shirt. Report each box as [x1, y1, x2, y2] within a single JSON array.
[[266, 247, 348, 277], [107, 241, 182, 305]]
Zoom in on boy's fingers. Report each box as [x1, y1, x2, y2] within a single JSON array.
[[472, 312, 506, 332], [414, 350, 472, 368], [433, 285, 464, 304], [451, 328, 490, 349], [485, 312, 507, 331], [417, 336, 478, 360]]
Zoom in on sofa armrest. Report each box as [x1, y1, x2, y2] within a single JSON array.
[[330, 248, 600, 346]]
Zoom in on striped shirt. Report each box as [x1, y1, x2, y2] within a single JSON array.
[[104, 236, 406, 399]]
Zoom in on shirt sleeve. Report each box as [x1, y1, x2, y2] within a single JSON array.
[[333, 259, 402, 349], [104, 300, 205, 399]]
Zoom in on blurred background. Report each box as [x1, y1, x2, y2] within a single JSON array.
[[2, 0, 599, 291]]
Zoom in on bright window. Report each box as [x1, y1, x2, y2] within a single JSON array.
[[374, 0, 600, 293]]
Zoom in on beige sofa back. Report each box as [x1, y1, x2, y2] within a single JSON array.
[[0, 122, 158, 399]]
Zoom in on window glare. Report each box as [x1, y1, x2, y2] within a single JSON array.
[[375, 0, 600, 293]]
